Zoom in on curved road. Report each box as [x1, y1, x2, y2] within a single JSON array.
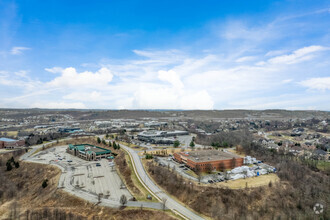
[[121, 145, 205, 220], [20, 140, 165, 210]]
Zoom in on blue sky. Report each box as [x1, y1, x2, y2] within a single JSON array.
[[0, 0, 329, 110]]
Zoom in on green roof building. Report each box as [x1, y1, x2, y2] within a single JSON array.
[[67, 144, 111, 161]]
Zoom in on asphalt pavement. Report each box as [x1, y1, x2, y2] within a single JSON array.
[[121, 145, 205, 220]]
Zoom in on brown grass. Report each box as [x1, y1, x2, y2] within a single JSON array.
[[0, 159, 176, 220], [215, 173, 279, 189]]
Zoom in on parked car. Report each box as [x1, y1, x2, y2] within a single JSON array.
[[208, 180, 213, 183], [96, 163, 101, 167]]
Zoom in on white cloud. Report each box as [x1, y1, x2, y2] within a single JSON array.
[[10, 46, 30, 55], [265, 50, 287, 57], [300, 77, 330, 90], [268, 45, 327, 64], [158, 70, 184, 89], [14, 70, 28, 78], [30, 102, 86, 109], [47, 67, 113, 88], [235, 56, 256, 63], [45, 67, 64, 73], [63, 91, 102, 101], [281, 79, 293, 84], [132, 85, 214, 109], [179, 90, 214, 110]]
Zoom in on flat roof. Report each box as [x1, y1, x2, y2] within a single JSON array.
[[181, 150, 242, 163], [69, 144, 111, 155], [138, 130, 188, 137], [0, 137, 17, 142]]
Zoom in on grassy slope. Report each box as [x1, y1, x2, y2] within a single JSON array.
[[0, 160, 176, 220]]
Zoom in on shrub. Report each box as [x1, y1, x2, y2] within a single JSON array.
[[42, 179, 48, 188]]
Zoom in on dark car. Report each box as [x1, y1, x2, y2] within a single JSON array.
[[208, 180, 213, 183], [96, 163, 101, 167]]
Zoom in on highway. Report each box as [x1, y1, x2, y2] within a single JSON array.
[[121, 145, 205, 220]]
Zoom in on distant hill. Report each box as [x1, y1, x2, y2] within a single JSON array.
[[0, 108, 329, 120]]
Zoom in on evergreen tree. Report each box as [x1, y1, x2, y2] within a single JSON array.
[[42, 179, 48, 188], [189, 140, 195, 148], [6, 162, 12, 171]]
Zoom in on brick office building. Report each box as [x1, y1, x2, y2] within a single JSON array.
[[0, 137, 25, 149], [174, 150, 243, 172]]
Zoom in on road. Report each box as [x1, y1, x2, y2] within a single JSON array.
[[121, 144, 205, 220], [20, 140, 165, 211]]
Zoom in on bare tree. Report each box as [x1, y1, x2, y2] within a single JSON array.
[[219, 162, 225, 171], [98, 193, 103, 204], [206, 163, 213, 174], [120, 194, 127, 206], [161, 197, 167, 211], [231, 157, 237, 168], [195, 165, 202, 183]]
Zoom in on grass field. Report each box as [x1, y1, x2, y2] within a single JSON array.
[[215, 173, 279, 189], [6, 131, 18, 136], [227, 148, 246, 157], [118, 141, 146, 151], [317, 160, 330, 172]]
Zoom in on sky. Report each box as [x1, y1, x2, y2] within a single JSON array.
[[0, 0, 329, 110]]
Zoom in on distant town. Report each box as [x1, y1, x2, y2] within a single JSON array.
[[0, 109, 329, 219]]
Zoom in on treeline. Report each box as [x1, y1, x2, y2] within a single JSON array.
[[25, 133, 70, 146], [114, 150, 140, 197], [147, 142, 330, 219], [195, 130, 253, 148], [21, 208, 87, 220]]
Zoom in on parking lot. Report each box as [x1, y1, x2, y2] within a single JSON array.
[[29, 145, 132, 202], [158, 156, 200, 182], [157, 155, 277, 185]]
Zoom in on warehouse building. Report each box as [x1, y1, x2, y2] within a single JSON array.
[[174, 150, 243, 172], [67, 144, 111, 161], [137, 130, 189, 143], [0, 137, 25, 149]]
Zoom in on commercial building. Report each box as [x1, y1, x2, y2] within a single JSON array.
[[0, 137, 25, 149], [67, 144, 111, 161], [58, 127, 83, 133], [144, 121, 168, 127], [137, 130, 189, 143], [174, 150, 243, 172]]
